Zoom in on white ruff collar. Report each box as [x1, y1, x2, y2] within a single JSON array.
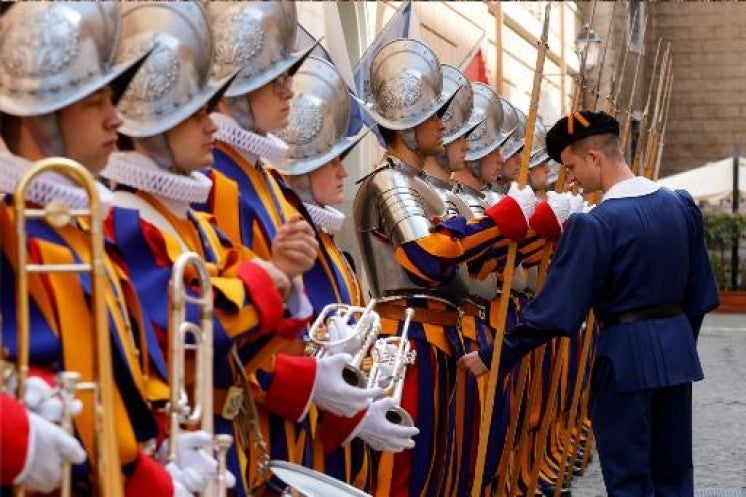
[[102, 152, 212, 205], [211, 112, 288, 164], [303, 203, 346, 233], [602, 176, 660, 202], [0, 151, 113, 212]]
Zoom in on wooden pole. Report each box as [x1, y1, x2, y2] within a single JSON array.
[[470, 5, 552, 496], [619, 14, 648, 152], [631, 38, 663, 175]]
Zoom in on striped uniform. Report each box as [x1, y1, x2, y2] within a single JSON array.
[[0, 197, 175, 496], [105, 187, 312, 496]]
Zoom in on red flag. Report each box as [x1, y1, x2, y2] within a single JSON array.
[[464, 48, 488, 84]]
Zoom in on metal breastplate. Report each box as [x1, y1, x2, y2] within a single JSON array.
[[354, 157, 465, 300], [420, 173, 460, 219]]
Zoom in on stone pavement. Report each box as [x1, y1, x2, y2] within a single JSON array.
[[571, 313, 746, 496]]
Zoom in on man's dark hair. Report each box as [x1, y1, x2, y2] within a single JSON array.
[[570, 133, 622, 160]]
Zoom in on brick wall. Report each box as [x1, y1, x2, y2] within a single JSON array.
[[592, 2, 746, 177]]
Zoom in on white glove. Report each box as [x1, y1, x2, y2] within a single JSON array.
[[545, 191, 572, 226], [313, 354, 383, 417], [159, 431, 236, 494], [356, 398, 419, 452], [582, 200, 594, 214], [567, 193, 585, 216], [507, 182, 538, 222], [170, 477, 194, 497], [14, 411, 87, 493], [23, 375, 83, 424]]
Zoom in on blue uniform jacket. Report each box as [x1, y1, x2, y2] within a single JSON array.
[[480, 183, 719, 392]]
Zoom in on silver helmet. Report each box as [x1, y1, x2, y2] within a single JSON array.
[[500, 105, 526, 160], [529, 117, 550, 169], [206, 1, 315, 99], [276, 56, 363, 177], [440, 64, 485, 146], [464, 83, 514, 162], [0, 2, 146, 117], [116, 2, 236, 139], [354, 38, 459, 132]]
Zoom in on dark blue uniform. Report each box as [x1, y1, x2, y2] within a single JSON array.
[[479, 178, 719, 497]]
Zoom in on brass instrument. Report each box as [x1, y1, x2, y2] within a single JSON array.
[[366, 308, 416, 426], [167, 252, 233, 497], [12, 158, 123, 497], [306, 299, 380, 387]]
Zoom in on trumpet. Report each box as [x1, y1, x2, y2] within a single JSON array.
[[168, 252, 233, 497], [306, 299, 380, 387], [367, 308, 416, 426], [11, 158, 122, 497]]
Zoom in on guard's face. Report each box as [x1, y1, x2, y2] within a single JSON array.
[[309, 156, 348, 206], [249, 73, 294, 133], [560, 146, 601, 192], [529, 162, 550, 190], [165, 107, 217, 172], [415, 114, 445, 155], [58, 86, 122, 173], [501, 153, 522, 180], [480, 147, 504, 183], [445, 136, 468, 171]]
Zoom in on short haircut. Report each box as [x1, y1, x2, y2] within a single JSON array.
[[569, 133, 622, 160]]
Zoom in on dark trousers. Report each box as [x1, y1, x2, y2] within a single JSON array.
[[591, 359, 694, 497]]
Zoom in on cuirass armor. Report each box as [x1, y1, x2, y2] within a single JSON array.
[[355, 156, 467, 300]]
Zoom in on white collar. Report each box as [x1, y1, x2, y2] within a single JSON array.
[[303, 202, 346, 233], [601, 176, 660, 202], [101, 151, 212, 213], [0, 151, 113, 212], [211, 112, 288, 165]]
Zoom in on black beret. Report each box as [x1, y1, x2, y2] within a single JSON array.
[[546, 111, 619, 163]]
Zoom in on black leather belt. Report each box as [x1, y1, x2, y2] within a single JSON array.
[[599, 305, 683, 329]]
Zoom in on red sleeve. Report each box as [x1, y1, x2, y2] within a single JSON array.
[[125, 451, 174, 497], [529, 201, 562, 243], [485, 196, 529, 242], [319, 410, 367, 453], [0, 394, 30, 485], [262, 354, 317, 421], [237, 261, 285, 335]]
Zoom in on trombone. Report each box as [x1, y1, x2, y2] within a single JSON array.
[[306, 299, 380, 387], [167, 252, 233, 497], [11, 158, 122, 497], [367, 308, 416, 426]]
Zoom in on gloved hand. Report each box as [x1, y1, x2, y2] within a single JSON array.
[[158, 431, 236, 494], [356, 398, 419, 452], [324, 316, 360, 356], [507, 182, 538, 222], [13, 410, 87, 493], [170, 478, 194, 497], [23, 375, 82, 424], [545, 191, 572, 226], [567, 192, 585, 215], [313, 354, 383, 417]]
